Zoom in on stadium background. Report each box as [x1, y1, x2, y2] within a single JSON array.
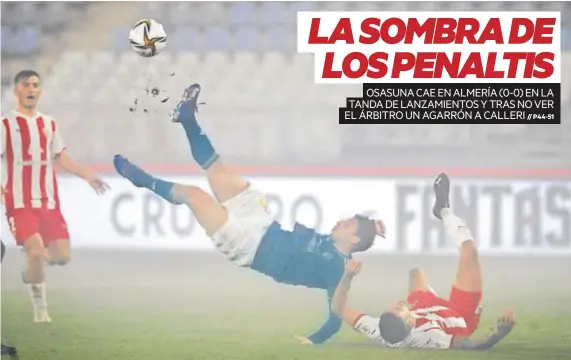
[[1, 2, 570, 360]]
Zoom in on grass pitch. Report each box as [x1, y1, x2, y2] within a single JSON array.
[[2, 250, 570, 360]]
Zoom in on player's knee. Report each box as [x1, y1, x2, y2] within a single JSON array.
[[409, 268, 424, 278], [27, 244, 47, 263], [409, 268, 427, 282], [47, 243, 70, 266], [408, 268, 429, 292], [24, 237, 47, 272]]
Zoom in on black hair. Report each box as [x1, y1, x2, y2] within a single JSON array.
[[14, 70, 40, 85], [352, 214, 376, 252], [379, 312, 412, 344]]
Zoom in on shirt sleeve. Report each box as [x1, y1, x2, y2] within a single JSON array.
[[306, 256, 346, 344], [50, 120, 66, 156], [306, 286, 342, 344], [353, 314, 386, 344]]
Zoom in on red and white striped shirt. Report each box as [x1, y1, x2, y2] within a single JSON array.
[[412, 305, 468, 336], [353, 300, 468, 348], [354, 314, 454, 349], [1, 110, 66, 210]]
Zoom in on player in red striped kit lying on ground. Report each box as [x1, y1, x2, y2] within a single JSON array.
[[331, 173, 516, 350]]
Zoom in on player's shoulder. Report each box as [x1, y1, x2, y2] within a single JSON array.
[[2, 110, 17, 123]]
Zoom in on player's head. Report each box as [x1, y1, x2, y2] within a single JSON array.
[[330, 215, 379, 253], [14, 70, 41, 110], [378, 301, 414, 344]]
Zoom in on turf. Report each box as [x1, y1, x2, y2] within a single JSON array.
[[2, 250, 570, 360]]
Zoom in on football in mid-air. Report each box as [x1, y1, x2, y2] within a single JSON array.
[[129, 19, 167, 57]]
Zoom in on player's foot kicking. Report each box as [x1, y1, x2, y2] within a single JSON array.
[[170, 83, 201, 123], [169, 83, 219, 169], [432, 173, 450, 219], [432, 173, 471, 249]]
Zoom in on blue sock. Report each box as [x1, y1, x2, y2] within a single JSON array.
[[180, 113, 219, 170], [150, 178, 182, 205]]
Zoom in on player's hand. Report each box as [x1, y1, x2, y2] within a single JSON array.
[[294, 335, 314, 345], [496, 310, 516, 334], [375, 220, 386, 238], [87, 175, 110, 195], [344, 259, 362, 278]]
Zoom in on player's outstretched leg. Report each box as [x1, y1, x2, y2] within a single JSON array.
[[170, 84, 249, 203], [433, 173, 482, 292], [433, 173, 483, 333], [113, 155, 228, 237]]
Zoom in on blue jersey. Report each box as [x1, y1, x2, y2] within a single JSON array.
[[250, 221, 349, 344]]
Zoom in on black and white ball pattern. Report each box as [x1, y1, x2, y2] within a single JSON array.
[[129, 19, 167, 57]]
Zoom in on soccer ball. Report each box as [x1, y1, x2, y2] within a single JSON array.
[[129, 19, 167, 57]]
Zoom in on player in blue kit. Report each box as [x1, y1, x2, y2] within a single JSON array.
[[113, 84, 385, 344]]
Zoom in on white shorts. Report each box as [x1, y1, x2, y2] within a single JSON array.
[[210, 185, 273, 267]]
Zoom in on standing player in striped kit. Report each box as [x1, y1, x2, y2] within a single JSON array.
[[331, 174, 516, 350], [1, 70, 109, 322]]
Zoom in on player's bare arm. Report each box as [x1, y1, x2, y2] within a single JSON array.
[[331, 260, 365, 326], [55, 151, 109, 195], [451, 310, 516, 350]]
